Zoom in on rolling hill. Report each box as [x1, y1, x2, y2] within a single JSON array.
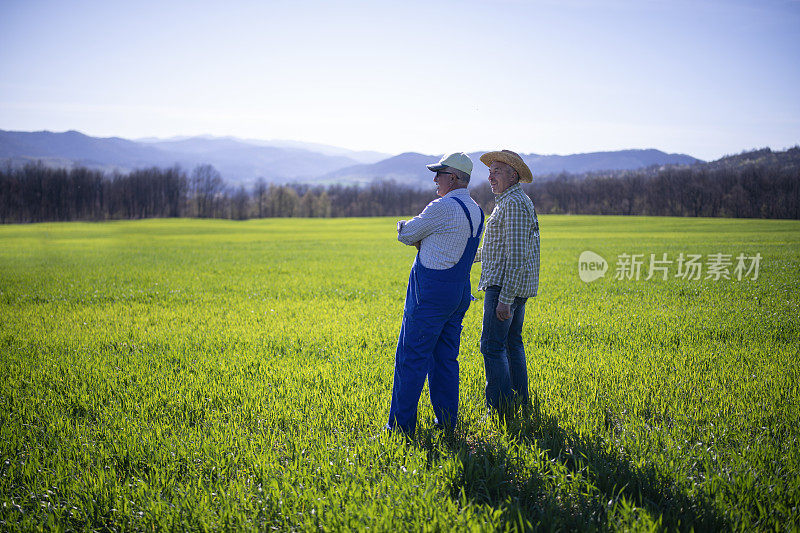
[[322, 149, 702, 188], [0, 129, 702, 187]]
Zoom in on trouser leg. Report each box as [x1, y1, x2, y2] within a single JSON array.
[[387, 317, 416, 432], [387, 282, 452, 436], [506, 297, 529, 406], [480, 287, 513, 410], [387, 316, 438, 435], [388, 272, 427, 435], [429, 288, 471, 428]]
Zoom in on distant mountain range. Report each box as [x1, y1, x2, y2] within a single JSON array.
[[0, 129, 702, 187], [135, 135, 389, 164], [323, 149, 701, 188], [0, 130, 386, 183]]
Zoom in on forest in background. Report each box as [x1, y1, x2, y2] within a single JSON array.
[[1, 147, 798, 223]]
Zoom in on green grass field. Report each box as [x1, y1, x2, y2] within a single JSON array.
[[1, 216, 799, 531]]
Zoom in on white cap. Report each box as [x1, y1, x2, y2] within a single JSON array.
[[426, 152, 473, 176]]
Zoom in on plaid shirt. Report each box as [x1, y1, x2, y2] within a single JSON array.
[[477, 183, 540, 304]]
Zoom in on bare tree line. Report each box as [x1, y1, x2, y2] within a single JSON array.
[[0, 162, 438, 223], [1, 147, 798, 223], [514, 147, 799, 219]]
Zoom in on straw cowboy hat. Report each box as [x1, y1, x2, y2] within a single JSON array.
[[479, 149, 533, 183]]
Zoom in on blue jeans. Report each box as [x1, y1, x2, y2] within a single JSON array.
[[480, 286, 529, 411]]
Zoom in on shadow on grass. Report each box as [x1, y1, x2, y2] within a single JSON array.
[[415, 396, 728, 531]]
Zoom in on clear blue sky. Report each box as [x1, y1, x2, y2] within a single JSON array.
[[1, 0, 798, 160]]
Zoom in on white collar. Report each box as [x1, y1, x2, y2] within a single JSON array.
[[443, 187, 470, 198]]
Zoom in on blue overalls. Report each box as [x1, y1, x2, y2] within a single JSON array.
[[387, 197, 485, 436]]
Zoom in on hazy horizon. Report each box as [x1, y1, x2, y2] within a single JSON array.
[[3, 127, 733, 160], [1, 0, 799, 161]]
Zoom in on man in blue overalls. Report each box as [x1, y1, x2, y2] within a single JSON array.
[[386, 152, 484, 436]]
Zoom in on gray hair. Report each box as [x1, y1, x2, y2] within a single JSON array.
[[449, 167, 471, 184]]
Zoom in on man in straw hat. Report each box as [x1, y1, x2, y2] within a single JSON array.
[[475, 149, 539, 414], [386, 152, 484, 437]]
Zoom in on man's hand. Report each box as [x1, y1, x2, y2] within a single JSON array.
[[396, 220, 405, 234], [496, 302, 511, 321]]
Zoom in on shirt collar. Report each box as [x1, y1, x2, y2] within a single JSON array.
[[443, 187, 471, 199], [496, 182, 521, 202]]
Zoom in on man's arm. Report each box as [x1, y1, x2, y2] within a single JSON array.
[[397, 220, 421, 249], [397, 199, 446, 246], [499, 199, 530, 306]]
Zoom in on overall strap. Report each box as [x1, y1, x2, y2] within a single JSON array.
[[476, 206, 485, 237], [450, 197, 475, 237]]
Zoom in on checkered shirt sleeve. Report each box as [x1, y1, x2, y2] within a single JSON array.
[[477, 184, 540, 304]]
